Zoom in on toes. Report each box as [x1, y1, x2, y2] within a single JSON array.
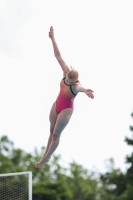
[[35, 163, 41, 168], [35, 158, 50, 168]]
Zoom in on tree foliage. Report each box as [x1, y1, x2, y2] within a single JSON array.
[[98, 111, 133, 200], [0, 135, 98, 200], [0, 110, 133, 199]]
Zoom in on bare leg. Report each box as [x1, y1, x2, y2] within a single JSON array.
[[41, 135, 60, 163], [41, 134, 53, 159], [41, 102, 57, 159], [35, 108, 73, 168]]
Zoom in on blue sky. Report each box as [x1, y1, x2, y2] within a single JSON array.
[[0, 0, 133, 173]]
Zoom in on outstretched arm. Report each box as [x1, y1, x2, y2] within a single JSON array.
[[49, 26, 70, 75], [75, 84, 94, 99]]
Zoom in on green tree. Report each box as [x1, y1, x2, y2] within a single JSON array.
[[119, 112, 133, 200], [99, 111, 133, 200], [33, 180, 73, 200], [99, 158, 126, 200], [65, 162, 98, 200], [0, 135, 99, 200]]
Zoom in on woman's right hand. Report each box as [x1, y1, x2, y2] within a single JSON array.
[[49, 26, 54, 39]]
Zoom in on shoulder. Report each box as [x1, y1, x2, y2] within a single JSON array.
[[71, 81, 81, 95]]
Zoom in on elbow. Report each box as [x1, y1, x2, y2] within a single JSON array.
[[54, 54, 59, 57], [55, 54, 61, 59], [54, 51, 61, 58]]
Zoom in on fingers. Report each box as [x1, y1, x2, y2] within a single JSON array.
[[49, 26, 54, 38], [50, 26, 54, 31], [88, 93, 94, 99]]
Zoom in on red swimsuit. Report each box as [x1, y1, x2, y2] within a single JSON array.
[[55, 78, 78, 114]]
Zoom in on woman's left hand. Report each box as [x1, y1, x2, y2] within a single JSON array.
[[85, 89, 94, 99]]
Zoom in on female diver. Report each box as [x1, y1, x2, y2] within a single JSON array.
[[35, 26, 94, 168]]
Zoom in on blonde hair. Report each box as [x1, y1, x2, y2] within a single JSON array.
[[67, 66, 79, 80]]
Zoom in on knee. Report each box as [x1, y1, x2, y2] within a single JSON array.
[[50, 126, 54, 135], [52, 131, 60, 141], [50, 128, 54, 135]]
